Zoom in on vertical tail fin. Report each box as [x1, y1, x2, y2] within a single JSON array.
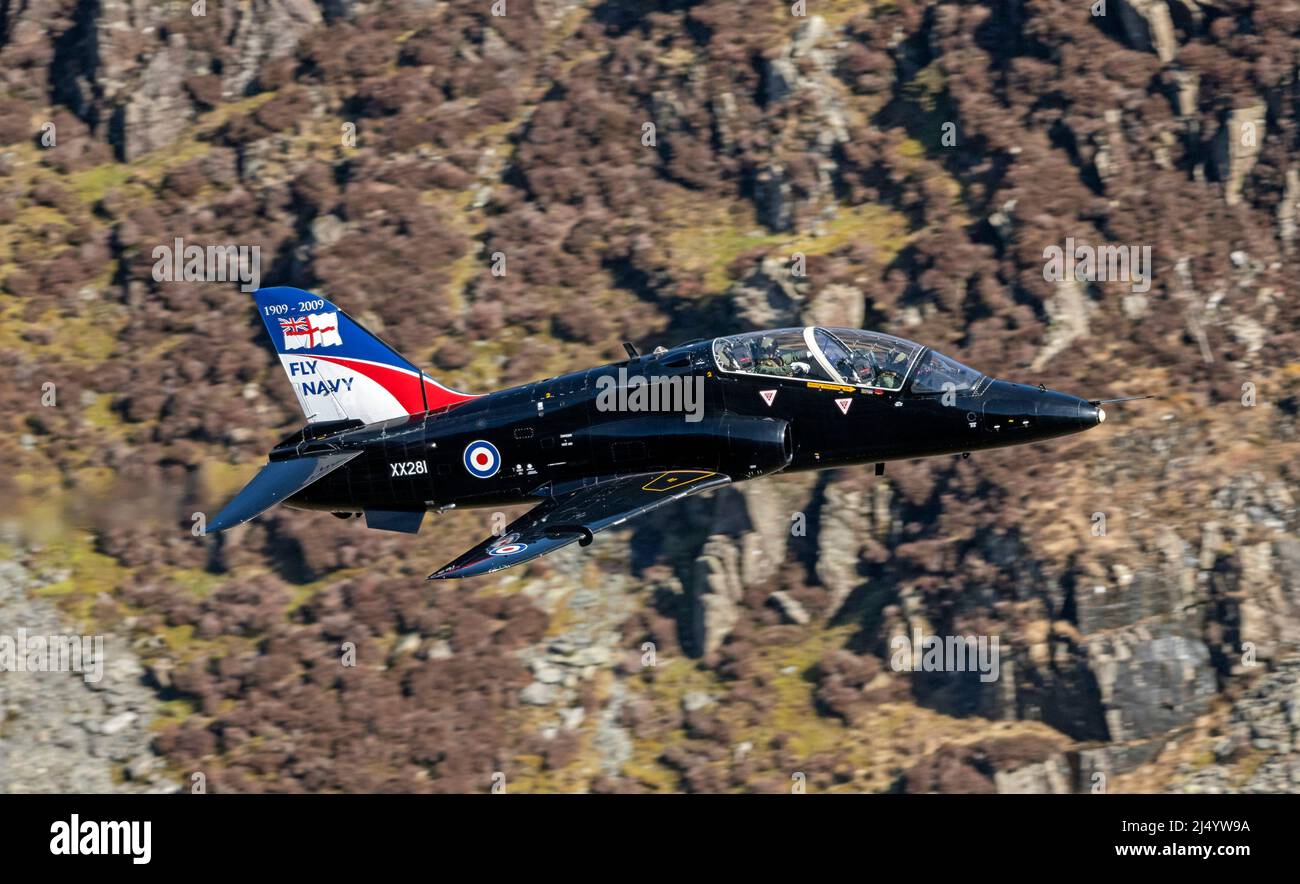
[[254, 287, 476, 425]]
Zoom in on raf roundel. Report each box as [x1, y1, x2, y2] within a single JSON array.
[[463, 440, 501, 478], [489, 542, 527, 556]]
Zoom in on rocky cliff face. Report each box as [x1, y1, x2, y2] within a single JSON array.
[[1, 0, 1297, 792], [0, 546, 175, 793]]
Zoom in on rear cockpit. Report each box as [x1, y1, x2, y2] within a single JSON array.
[[713, 328, 837, 382], [713, 327, 983, 393]]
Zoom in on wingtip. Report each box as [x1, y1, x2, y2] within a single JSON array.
[[204, 513, 244, 534], [206, 505, 262, 534]]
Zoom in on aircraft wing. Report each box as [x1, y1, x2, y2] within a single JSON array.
[[428, 470, 730, 580]]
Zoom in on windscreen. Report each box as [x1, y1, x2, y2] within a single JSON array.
[[909, 349, 984, 394]]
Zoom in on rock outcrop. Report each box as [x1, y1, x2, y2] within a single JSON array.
[[1212, 104, 1267, 206], [1115, 0, 1178, 63], [0, 555, 175, 793]]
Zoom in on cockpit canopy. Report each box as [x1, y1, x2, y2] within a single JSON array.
[[711, 327, 983, 393]]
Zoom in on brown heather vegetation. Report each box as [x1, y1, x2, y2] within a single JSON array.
[[2, 0, 1298, 792]]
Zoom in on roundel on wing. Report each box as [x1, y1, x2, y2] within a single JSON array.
[[489, 542, 527, 556], [463, 440, 500, 478]]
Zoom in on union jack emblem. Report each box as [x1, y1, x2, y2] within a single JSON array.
[[279, 316, 310, 334]]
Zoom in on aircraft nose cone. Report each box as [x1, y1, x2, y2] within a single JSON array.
[[1076, 399, 1101, 427], [1036, 390, 1101, 433], [980, 381, 1103, 441]]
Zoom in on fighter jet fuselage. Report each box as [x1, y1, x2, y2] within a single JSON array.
[[285, 341, 1101, 513]]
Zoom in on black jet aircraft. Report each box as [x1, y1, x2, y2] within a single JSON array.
[[209, 287, 1119, 578]]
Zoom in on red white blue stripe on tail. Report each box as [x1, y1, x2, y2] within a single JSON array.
[[254, 287, 477, 425]]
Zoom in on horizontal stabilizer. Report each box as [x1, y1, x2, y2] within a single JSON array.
[[208, 451, 361, 533]]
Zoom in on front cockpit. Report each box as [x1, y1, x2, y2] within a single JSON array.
[[908, 348, 985, 395], [711, 327, 984, 394]]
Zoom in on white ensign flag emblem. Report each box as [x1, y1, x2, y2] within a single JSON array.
[[280, 312, 343, 350]]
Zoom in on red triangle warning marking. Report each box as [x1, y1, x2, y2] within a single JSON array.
[[760, 389, 777, 406], [834, 398, 852, 415]]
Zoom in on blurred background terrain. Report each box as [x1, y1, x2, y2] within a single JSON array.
[[1, 0, 1298, 793]]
